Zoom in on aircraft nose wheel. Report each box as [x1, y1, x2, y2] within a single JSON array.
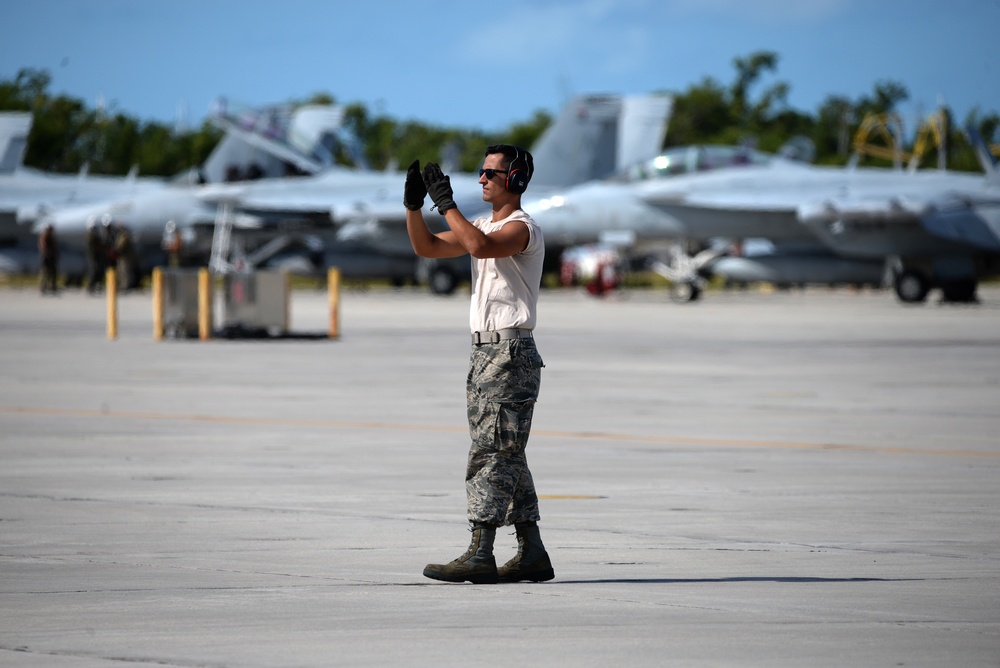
[[893, 270, 930, 303], [429, 265, 458, 295], [669, 281, 702, 303]]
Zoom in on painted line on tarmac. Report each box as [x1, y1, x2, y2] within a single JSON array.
[[3, 405, 997, 459], [0, 405, 468, 434], [532, 427, 1000, 459]]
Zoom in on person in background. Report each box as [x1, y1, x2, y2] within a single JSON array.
[[162, 221, 182, 267], [38, 223, 59, 295], [115, 225, 139, 290], [85, 217, 106, 294]]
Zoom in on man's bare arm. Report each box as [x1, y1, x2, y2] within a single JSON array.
[[441, 209, 529, 259], [406, 209, 467, 258]]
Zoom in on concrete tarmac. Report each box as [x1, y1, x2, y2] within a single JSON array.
[[1, 284, 998, 667]]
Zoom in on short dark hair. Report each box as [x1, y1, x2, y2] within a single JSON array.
[[485, 143, 533, 185]]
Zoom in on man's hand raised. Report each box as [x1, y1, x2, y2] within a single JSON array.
[[403, 159, 426, 211], [422, 162, 457, 214]]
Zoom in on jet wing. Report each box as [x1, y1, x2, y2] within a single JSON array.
[[645, 163, 1000, 254], [195, 171, 483, 226], [645, 185, 810, 241], [193, 168, 405, 222], [799, 194, 1000, 254], [916, 196, 1000, 252], [205, 188, 401, 224], [194, 181, 349, 225]]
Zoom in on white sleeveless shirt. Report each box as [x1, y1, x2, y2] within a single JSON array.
[[468, 210, 544, 333]]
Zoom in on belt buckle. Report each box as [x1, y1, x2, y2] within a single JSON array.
[[490, 331, 501, 344]]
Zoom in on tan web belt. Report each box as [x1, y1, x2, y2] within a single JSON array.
[[471, 328, 533, 345]]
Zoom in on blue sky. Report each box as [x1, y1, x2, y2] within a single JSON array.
[[2, 0, 997, 138]]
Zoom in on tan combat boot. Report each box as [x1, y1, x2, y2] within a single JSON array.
[[498, 521, 555, 583], [423, 523, 499, 584]]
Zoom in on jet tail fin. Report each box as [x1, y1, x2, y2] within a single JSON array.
[[204, 100, 351, 182], [287, 105, 345, 167], [616, 95, 673, 171], [0, 112, 32, 174], [965, 126, 999, 185], [529, 94, 672, 190]]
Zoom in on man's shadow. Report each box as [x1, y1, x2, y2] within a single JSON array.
[[553, 576, 918, 584], [408, 576, 926, 586]]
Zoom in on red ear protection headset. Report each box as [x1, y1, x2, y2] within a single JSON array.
[[505, 146, 531, 195]]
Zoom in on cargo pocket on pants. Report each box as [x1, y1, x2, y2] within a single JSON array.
[[495, 400, 535, 457]]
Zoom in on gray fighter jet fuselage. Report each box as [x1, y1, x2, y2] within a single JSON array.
[[521, 143, 1000, 303]]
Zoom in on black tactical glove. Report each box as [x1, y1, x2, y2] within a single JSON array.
[[422, 162, 457, 214], [403, 159, 426, 211]]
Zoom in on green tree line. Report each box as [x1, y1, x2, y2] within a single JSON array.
[[3, 52, 998, 177], [664, 52, 999, 172], [1, 69, 222, 175]]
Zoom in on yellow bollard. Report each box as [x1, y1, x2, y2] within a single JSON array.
[[198, 268, 213, 341], [106, 267, 118, 340], [328, 267, 341, 339], [151, 267, 164, 340]]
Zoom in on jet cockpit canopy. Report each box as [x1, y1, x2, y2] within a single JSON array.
[[611, 145, 772, 183]]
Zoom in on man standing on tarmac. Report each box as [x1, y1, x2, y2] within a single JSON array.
[[85, 217, 106, 294], [38, 223, 59, 294], [404, 144, 554, 584]]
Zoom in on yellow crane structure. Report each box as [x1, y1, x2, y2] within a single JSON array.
[[851, 112, 907, 168], [907, 110, 947, 171], [851, 110, 948, 171]]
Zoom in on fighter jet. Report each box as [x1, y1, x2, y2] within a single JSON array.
[[8, 101, 349, 279], [0, 112, 166, 275], [225, 93, 674, 291], [37, 94, 674, 291], [521, 140, 1000, 304]]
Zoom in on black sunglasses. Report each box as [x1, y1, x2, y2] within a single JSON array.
[[479, 168, 509, 180]]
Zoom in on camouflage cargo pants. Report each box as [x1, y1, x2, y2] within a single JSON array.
[[466, 338, 544, 526]]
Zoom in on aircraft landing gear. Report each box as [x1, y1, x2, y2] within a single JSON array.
[[893, 270, 930, 303], [940, 279, 978, 303], [892, 266, 980, 305], [428, 265, 458, 296], [669, 281, 702, 303], [648, 241, 727, 304]]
